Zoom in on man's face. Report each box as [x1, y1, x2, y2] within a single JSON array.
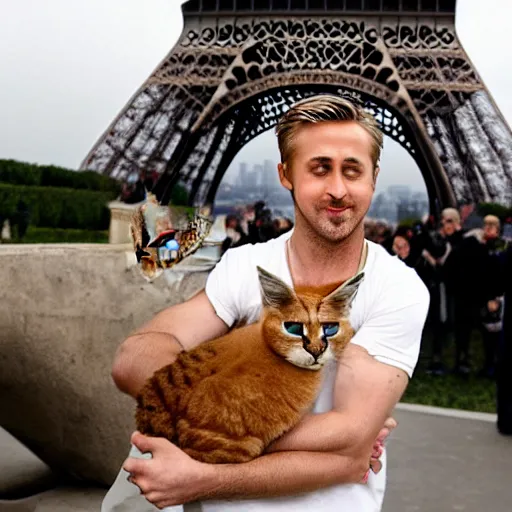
[[483, 222, 499, 240], [440, 217, 459, 236], [392, 235, 410, 260], [278, 120, 377, 244]]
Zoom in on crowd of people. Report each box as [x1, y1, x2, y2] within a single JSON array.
[[366, 208, 510, 379], [221, 200, 293, 255], [124, 170, 510, 383], [221, 202, 511, 381]]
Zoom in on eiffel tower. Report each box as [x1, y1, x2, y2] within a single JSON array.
[[81, 0, 512, 212]]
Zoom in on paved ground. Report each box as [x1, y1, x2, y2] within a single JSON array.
[[2, 406, 511, 512], [383, 407, 512, 512]]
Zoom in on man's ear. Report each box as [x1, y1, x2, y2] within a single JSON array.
[[373, 165, 380, 189], [278, 162, 293, 191]]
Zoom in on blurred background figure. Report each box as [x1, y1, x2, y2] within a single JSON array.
[[221, 213, 249, 255], [479, 215, 508, 378], [497, 242, 512, 436], [13, 199, 30, 241], [438, 207, 487, 375]]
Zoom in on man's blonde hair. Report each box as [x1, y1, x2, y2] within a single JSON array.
[[275, 94, 383, 170], [484, 214, 500, 228], [441, 207, 461, 224]]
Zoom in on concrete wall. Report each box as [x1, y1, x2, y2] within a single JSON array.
[[0, 244, 209, 487]]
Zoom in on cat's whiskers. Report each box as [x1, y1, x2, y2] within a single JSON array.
[[317, 344, 335, 366], [285, 343, 335, 370]]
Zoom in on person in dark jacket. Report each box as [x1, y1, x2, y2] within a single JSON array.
[[440, 208, 487, 375], [497, 243, 512, 435], [479, 215, 508, 378]]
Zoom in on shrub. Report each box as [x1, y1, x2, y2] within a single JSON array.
[[16, 227, 109, 244], [0, 159, 41, 186], [0, 159, 121, 194], [0, 183, 114, 230], [477, 202, 512, 220], [169, 182, 189, 206]]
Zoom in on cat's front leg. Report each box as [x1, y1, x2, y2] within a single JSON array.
[[136, 380, 176, 442]]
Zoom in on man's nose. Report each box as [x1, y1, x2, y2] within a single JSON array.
[[327, 172, 347, 199]]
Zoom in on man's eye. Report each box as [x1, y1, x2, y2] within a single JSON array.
[[313, 165, 329, 174], [284, 322, 304, 336], [344, 168, 361, 178], [322, 323, 339, 337]]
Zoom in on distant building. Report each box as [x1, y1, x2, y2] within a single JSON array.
[[262, 159, 279, 189], [237, 162, 248, 188], [368, 186, 428, 223], [247, 165, 261, 188], [387, 185, 411, 203]]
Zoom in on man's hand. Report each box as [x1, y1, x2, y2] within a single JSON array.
[[361, 417, 397, 483], [124, 432, 215, 509]]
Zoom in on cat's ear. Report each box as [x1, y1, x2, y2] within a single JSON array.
[[257, 266, 294, 309], [322, 272, 364, 314]]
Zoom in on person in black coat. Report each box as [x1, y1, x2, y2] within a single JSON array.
[[497, 243, 512, 435], [439, 209, 488, 374]]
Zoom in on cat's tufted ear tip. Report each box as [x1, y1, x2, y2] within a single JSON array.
[[348, 271, 365, 286], [322, 271, 365, 312], [256, 266, 294, 309]]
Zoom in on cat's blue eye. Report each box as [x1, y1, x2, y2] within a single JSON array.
[[322, 323, 339, 337], [284, 322, 304, 337]]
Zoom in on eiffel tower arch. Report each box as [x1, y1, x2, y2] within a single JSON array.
[[81, 0, 512, 213]]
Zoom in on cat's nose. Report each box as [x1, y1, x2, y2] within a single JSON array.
[[302, 336, 328, 360]]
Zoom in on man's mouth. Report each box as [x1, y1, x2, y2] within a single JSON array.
[[326, 206, 349, 214]]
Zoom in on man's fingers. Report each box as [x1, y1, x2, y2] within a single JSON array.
[[370, 458, 383, 474], [131, 431, 180, 456], [371, 443, 384, 459], [384, 417, 398, 430], [377, 428, 390, 444], [131, 431, 158, 455], [123, 457, 148, 476], [376, 417, 398, 445], [144, 491, 160, 506]]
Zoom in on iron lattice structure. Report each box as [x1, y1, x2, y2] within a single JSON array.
[[81, 0, 512, 211]]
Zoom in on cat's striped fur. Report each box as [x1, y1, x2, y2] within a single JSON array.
[[135, 267, 363, 463]]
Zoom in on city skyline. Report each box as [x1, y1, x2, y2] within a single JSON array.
[[219, 159, 428, 224], [223, 131, 428, 197]]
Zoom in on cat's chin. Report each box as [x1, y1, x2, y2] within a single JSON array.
[[284, 346, 333, 371]]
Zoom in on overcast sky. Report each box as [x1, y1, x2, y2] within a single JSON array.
[[1, 0, 510, 194]]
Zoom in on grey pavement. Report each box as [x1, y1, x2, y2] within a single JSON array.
[[383, 407, 512, 512], [2, 406, 511, 512]]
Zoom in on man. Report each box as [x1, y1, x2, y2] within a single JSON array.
[[103, 95, 429, 511], [439, 207, 486, 374], [497, 242, 512, 435], [479, 215, 507, 378]]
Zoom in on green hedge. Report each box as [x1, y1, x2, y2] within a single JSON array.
[[14, 227, 109, 244], [170, 183, 189, 206], [0, 159, 121, 194], [0, 183, 114, 230], [477, 202, 512, 220]]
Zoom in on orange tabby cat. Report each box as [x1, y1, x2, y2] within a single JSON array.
[[135, 266, 364, 464]]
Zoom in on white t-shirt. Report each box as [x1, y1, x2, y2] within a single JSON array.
[[200, 231, 429, 512]]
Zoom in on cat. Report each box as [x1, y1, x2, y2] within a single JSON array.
[[135, 266, 364, 464]]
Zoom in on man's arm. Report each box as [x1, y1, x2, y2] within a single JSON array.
[[125, 345, 404, 507], [126, 434, 368, 509], [112, 291, 229, 397], [267, 344, 408, 456]]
